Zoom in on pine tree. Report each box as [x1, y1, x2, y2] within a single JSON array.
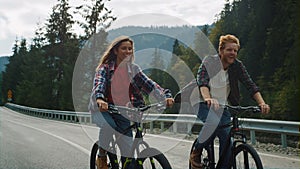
[[2, 38, 28, 104], [72, 0, 116, 111], [44, 0, 77, 109]]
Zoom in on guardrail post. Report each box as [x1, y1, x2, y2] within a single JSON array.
[[160, 122, 164, 132], [187, 123, 192, 135], [89, 116, 92, 124], [173, 122, 177, 134], [250, 130, 256, 145], [281, 134, 287, 148], [150, 121, 154, 133]]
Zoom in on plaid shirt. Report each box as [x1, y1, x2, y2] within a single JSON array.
[[92, 61, 172, 107], [197, 55, 259, 106]]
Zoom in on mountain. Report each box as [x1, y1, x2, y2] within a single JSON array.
[[107, 25, 211, 69], [0, 56, 9, 72]]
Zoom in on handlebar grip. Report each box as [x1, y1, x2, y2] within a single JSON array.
[[108, 104, 119, 113], [251, 106, 261, 113]]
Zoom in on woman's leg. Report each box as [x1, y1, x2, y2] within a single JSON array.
[[113, 114, 133, 157], [92, 112, 117, 152], [92, 112, 118, 169]]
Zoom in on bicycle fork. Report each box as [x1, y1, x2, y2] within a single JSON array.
[[205, 142, 216, 169]]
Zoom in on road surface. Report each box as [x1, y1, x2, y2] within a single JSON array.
[[0, 106, 299, 169]]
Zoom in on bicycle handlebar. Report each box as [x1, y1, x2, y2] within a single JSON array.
[[108, 102, 166, 114], [200, 102, 261, 114], [225, 105, 261, 113]]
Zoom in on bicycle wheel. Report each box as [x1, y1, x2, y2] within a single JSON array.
[[139, 147, 172, 169], [233, 144, 263, 169], [90, 141, 119, 169], [189, 139, 211, 169]]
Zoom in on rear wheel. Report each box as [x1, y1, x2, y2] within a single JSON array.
[[233, 144, 263, 169]]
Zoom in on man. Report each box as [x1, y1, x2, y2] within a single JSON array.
[[190, 34, 270, 169]]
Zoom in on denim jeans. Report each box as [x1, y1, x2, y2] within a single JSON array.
[[194, 102, 232, 169], [92, 111, 133, 159]]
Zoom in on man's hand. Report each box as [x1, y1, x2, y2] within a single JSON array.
[[204, 98, 220, 110], [259, 103, 270, 114]]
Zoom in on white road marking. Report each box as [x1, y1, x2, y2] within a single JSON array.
[[7, 119, 91, 155], [4, 107, 299, 163]]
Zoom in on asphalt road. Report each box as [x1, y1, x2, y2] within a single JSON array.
[[0, 107, 299, 169]]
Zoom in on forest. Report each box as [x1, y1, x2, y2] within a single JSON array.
[[1, 0, 299, 121]]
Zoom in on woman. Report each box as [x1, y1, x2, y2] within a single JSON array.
[[89, 35, 174, 169]]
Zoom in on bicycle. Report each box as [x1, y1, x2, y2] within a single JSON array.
[[90, 102, 172, 169], [189, 104, 263, 169]]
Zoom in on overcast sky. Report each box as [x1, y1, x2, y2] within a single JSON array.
[[0, 0, 228, 56]]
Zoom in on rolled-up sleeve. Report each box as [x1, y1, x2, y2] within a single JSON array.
[[132, 65, 173, 99], [93, 65, 108, 100], [238, 61, 259, 97], [196, 63, 210, 88]]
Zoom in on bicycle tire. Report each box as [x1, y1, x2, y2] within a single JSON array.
[[90, 141, 119, 169], [232, 144, 263, 169], [139, 147, 172, 169], [189, 139, 211, 169]]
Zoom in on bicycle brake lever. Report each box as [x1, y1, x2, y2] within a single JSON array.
[[252, 106, 261, 113], [108, 104, 119, 113], [157, 103, 166, 111]]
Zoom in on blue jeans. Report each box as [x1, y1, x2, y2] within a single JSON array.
[[194, 102, 232, 169], [92, 111, 133, 159]]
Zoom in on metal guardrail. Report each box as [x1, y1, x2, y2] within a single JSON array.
[[4, 103, 300, 148]]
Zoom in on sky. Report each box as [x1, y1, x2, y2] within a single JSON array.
[[0, 0, 228, 56]]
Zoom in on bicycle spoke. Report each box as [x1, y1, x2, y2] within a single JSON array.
[[234, 144, 263, 169]]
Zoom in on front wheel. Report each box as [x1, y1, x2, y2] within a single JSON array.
[[90, 141, 119, 169], [189, 139, 211, 169], [232, 144, 263, 169], [139, 148, 172, 169]]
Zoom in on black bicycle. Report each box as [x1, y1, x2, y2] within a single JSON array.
[[189, 104, 263, 169], [90, 102, 172, 169]]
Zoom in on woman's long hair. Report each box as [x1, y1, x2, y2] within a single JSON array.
[[96, 35, 134, 71]]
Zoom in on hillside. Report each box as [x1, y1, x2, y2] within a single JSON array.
[[0, 56, 9, 72], [107, 25, 212, 68]]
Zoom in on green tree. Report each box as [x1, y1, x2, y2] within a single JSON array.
[[43, 0, 77, 109], [194, 25, 215, 59], [75, 0, 116, 39], [0, 73, 3, 104], [72, 0, 115, 111], [261, 0, 300, 120], [148, 48, 165, 84], [208, 0, 299, 120], [2, 38, 28, 104]]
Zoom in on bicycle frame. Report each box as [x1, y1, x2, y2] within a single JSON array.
[[90, 102, 172, 169], [216, 118, 247, 168], [200, 106, 261, 169], [109, 120, 150, 158]]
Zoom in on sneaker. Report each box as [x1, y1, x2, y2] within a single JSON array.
[[96, 156, 108, 169], [190, 149, 204, 169]]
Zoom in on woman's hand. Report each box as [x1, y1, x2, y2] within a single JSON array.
[[96, 99, 108, 112], [165, 98, 174, 107]]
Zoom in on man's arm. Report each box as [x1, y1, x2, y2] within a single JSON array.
[[253, 92, 270, 114], [200, 86, 220, 109]]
